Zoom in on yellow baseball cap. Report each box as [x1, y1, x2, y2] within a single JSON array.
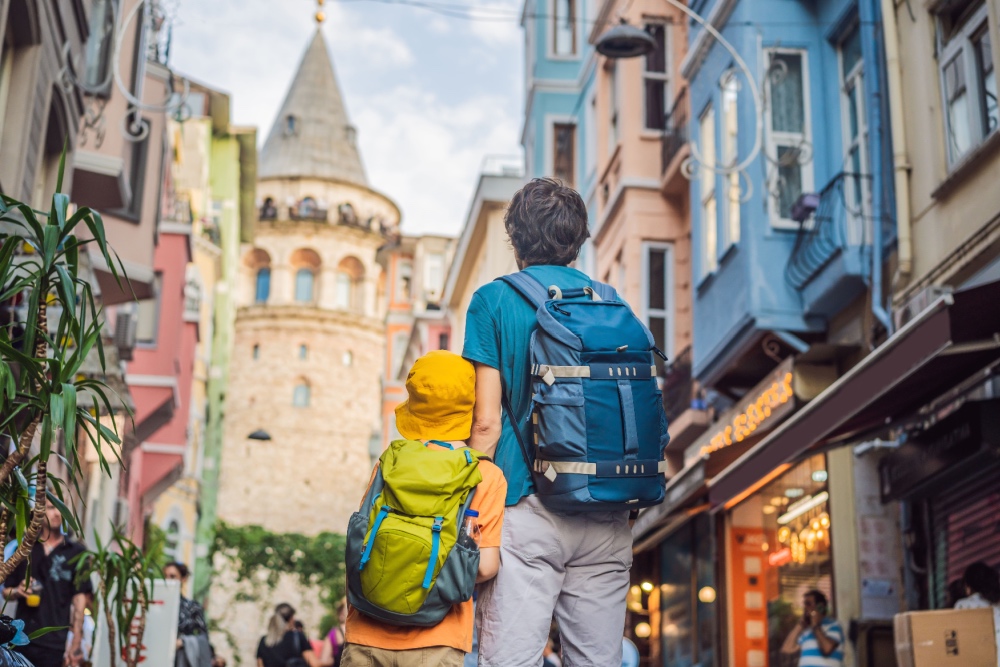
[[395, 350, 476, 441]]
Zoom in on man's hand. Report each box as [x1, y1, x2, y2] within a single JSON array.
[[64, 641, 83, 667], [809, 610, 823, 629]]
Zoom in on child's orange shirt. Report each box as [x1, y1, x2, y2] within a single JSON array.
[[345, 447, 507, 653]]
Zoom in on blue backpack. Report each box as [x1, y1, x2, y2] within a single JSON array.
[[498, 271, 670, 512]]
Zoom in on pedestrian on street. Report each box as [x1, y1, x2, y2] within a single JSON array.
[[464, 178, 636, 666], [2, 502, 92, 667], [318, 599, 346, 667], [954, 561, 1000, 667], [256, 604, 317, 667], [780, 590, 844, 667], [164, 562, 222, 667]]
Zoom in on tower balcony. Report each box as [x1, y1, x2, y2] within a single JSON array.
[[785, 172, 873, 319]]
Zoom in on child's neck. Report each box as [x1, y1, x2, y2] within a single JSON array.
[[422, 439, 466, 449]]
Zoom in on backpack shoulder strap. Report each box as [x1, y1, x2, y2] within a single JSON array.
[[591, 280, 617, 301], [496, 272, 550, 309]]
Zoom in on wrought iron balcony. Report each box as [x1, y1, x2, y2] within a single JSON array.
[[785, 172, 874, 291], [661, 88, 688, 176]]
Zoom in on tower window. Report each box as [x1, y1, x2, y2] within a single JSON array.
[[285, 114, 298, 136], [299, 344, 308, 360], [253, 344, 260, 360], [293, 383, 311, 408]]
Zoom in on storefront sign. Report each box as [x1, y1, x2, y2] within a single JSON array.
[[698, 359, 796, 458], [879, 398, 1000, 502]]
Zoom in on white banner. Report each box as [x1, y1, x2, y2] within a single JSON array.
[[91, 579, 180, 667]]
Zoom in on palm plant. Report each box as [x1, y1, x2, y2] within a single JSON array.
[[0, 150, 127, 576]]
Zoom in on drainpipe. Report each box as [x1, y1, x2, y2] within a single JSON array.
[[881, 0, 914, 292], [861, 0, 894, 335]]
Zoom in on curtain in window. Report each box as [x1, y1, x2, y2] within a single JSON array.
[[770, 54, 805, 134]]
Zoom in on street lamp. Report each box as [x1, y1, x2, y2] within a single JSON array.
[[247, 429, 272, 441], [595, 22, 655, 59]]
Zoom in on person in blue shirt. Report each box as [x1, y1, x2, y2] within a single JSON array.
[[464, 178, 634, 667], [780, 589, 844, 667]]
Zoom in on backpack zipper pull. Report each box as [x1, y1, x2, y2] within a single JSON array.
[[653, 347, 668, 361]]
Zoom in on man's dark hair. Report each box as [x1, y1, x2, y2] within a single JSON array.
[[504, 178, 590, 267], [964, 561, 1000, 604], [166, 561, 190, 579], [805, 589, 828, 609]]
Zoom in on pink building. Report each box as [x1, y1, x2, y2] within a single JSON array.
[[121, 197, 198, 543]]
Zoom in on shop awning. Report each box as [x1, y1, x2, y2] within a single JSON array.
[[709, 279, 1000, 507]]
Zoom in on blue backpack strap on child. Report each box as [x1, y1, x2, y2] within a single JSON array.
[[496, 271, 670, 512]]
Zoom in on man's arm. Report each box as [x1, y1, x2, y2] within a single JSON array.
[[780, 624, 803, 655], [66, 592, 90, 666], [811, 621, 841, 657], [469, 363, 502, 458]]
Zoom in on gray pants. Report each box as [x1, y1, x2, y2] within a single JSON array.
[[477, 495, 633, 667]]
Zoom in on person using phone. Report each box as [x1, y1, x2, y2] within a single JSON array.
[[780, 590, 844, 666]]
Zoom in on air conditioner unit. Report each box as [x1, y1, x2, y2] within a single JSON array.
[[894, 285, 952, 330], [114, 308, 137, 361]]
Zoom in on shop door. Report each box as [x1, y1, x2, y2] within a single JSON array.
[[930, 461, 1000, 607]]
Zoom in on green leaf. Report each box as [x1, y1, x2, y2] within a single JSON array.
[[49, 392, 64, 432], [40, 413, 53, 460], [28, 626, 68, 641], [54, 141, 67, 195], [51, 193, 69, 232], [62, 383, 77, 462], [45, 491, 79, 534], [42, 225, 60, 270], [15, 496, 27, 544], [54, 263, 76, 313], [13, 467, 29, 495], [64, 235, 79, 279]]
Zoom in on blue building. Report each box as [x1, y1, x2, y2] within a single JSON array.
[[521, 0, 600, 271], [685, 0, 895, 393]]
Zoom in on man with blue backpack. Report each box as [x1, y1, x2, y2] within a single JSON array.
[[464, 178, 670, 666]]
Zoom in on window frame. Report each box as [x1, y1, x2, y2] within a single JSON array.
[[838, 23, 872, 246], [335, 272, 354, 310], [548, 118, 577, 186], [136, 272, 163, 347], [255, 267, 271, 304], [83, 0, 119, 95], [641, 241, 675, 363], [937, 3, 996, 166], [642, 21, 671, 132], [549, 0, 578, 59], [763, 48, 815, 229], [293, 382, 311, 408], [294, 268, 315, 304], [699, 104, 718, 278]]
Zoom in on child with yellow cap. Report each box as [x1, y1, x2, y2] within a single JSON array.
[[341, 351, 507, 667]]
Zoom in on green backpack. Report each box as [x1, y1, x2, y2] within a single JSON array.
[[345, 439, 484, 627]]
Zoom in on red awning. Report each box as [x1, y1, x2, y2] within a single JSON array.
[[709, 280, 1000, 507]]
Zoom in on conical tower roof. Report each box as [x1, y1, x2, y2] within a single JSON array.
[[258, 29, 368, 186]]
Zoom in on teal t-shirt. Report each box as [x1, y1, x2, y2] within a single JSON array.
[[462, 265, 594, 506]]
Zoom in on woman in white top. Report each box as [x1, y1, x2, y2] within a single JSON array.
[[954, 561, 1000, 667]]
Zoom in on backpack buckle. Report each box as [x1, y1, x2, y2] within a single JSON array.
[[432, 517, 444, 532]]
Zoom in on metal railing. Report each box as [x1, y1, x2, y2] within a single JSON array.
[[785, 172, 874, 290], [661, 88, 689, 175], [662, 345, 697, 423]]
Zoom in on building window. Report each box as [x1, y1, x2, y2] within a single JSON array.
[[285, 114, 298, 137], [553, 122, 576, 186], [164, 520, 180, 561], [438, 332, 450, 350], [839, 23, 870, 244], [721, 73, 740, 247], [699, 105, 718, 277], [253, 344, 260, 360], [336, 273, 352, 309], [255, 268, 271, 304], [609, 63, 620, 152], [938, 2, 997, 165], [83, 0, 117, 93], [343, 351, 353, 367], [299, 344, 307, 360], [293, 382, 311, 408], [552, 0, 577, 56], [295, 269, 315, 303], [643, 23, 669, 131], [396, 260, 413, 303], [643, 243, 673, 367], [425, 253, 445, 302], [136, 273, 163, 346], [765, 50, 814, 226]]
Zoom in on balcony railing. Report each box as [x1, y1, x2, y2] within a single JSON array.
[[662, 346, 698, 423], [290, 206, 329, 222], [661, 88, 688, 175], [785, 172, 873, 290]]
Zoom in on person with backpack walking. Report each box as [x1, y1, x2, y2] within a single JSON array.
[[256, 604, 317, 667], [341, 351, 507, 667], [464, 177, 670, 666]]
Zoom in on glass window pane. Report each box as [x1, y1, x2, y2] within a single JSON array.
[[703, 197, 717, 272], [295, 269, 314, 303], [554, 123, 576, 185], [660, 524, 695, 665], [554, 0, 575, 55], [770, 53, 805, 134], [728, 173, 741, 244], [255, 268, 271, 304], [336, 274, 352, 309], [777, 146, 803, 220], [649, 316, 667, 355], [945, 55, 967, 102], [847, 84, 860, 141], [644, 23, 667, 74], [948, 90, 972, 158], [645, 79, 666, 131], [648, 249, 666, 311], [841, 25, 862, 76], [975, 31, 998, 136]]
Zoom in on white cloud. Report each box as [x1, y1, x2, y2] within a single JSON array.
[[468, 0, 523, 46], [324, 4, 415, 68], [353, 86, 521, 236]]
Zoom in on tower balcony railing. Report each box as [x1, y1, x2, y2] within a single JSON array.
[[785, 172, 874, 291]]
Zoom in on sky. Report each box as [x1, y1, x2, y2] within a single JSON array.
[[168, 0, 525, 237]]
